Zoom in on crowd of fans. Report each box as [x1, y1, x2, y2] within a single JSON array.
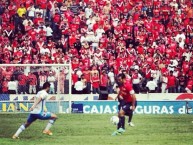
[[0, 0, 192, 94]]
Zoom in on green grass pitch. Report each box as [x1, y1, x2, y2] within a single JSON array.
[[0, 114, 193, 145]]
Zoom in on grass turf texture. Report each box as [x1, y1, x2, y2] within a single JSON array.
[[0, 114, 193, 145]]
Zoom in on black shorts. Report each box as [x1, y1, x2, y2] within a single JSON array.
[[122, 101, 137, 115]]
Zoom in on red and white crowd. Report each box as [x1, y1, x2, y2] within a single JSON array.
[[0, 0, 192, 94]]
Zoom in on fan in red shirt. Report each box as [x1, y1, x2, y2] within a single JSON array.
[[18, 72, 28, 94], [82, 67, 91, 93], [91, 72, 100, 94], [2, 77, 8, 94], [100, 70, 108, 88], [185, 76, 193, 93], [112, 73, 137, 136], [72, 70, 78, 94], [28, 72, 37, 94], [167, 71, 177, 93]]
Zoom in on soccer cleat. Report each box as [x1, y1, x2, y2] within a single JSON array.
[[117, 128, 125, 133], [128, 122, 135, 127], [43, 130, 53, 136], [12, 135, 19, 139], [111, 131, 121, 136]]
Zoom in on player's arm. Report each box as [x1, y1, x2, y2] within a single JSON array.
[[115, 87, 124, 101], [115, 93, 120, 101], [29, 97, 42, 111], [127, 84, 136, 111], [131, 93, 136, 111]]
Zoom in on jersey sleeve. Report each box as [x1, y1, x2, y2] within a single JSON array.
[[40, 91, 48, 100]]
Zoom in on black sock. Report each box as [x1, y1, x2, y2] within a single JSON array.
[[118, 116, 125, 129], [128, 112, 133, 123], [121, 116, 125, 129], [117, 118, 121, 129]]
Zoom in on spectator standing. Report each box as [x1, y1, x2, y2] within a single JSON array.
[[146, 77, 157, 93], [74, 78, 84, 94], [2, 77, 8, 94], [167, 71, 177, 93], [161, 73, 168, 93], [72, 70, 78, 94], [28, 72, 37, 94], [177, 73, 186, 93], [85, 5, 93, 19], [27, 3, 35, 20], [70, 1, 80, 15], [132, 69, 142, 94], [185, 76, 193, 93], [18, 72, 27, 94], [91, 72, 100, 94], [39, 71, 47, 90], [58, 69, 65, 94], [8, 80, 17, 94], [81, 74, 87, 94], [17, 3, 27, 18], [47, 72, 56, 94], [108, 68, 115, 94], [82, 67, 91, 94], [99, 70, 108, 100], [46, 25, 53, 41]]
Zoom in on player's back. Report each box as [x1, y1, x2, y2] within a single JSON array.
[[30, 90, 48, 114]]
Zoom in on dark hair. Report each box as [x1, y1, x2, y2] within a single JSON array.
[[42, 82, 51, 89], [117, 73, 126, 79]]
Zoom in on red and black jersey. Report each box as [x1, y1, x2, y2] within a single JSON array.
[[119, 81, 135, 103]]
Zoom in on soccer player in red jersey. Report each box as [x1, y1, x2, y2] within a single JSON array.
[[112, 73, 137, 136]]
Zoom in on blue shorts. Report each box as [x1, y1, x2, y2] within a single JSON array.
[[27, 112, 52, 123], [122, 101, 137, 115]]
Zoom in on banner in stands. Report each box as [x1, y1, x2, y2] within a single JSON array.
[[72, 101, 193, 114], [0, 101, 193, 114], [0, 102, 59, 113], [0, 93, 193, 102]]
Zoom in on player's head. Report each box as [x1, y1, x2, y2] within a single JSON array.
[[116, 73, 126, 86], [42, 82, 51, 92]]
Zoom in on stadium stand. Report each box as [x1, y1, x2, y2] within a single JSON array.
[[0, 0, 192, 94]]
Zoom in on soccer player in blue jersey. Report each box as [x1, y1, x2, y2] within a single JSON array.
[[112, 73, 137, 136], [12, 82, 58, 139]]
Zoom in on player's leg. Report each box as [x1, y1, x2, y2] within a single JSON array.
[[12, 114, 36, 139], [38, 112, 58, 135], [127, 101, 137, 127], [112, 109, 126, 136], [128, 112, 135, 127], [117, 109, 126, 131]]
